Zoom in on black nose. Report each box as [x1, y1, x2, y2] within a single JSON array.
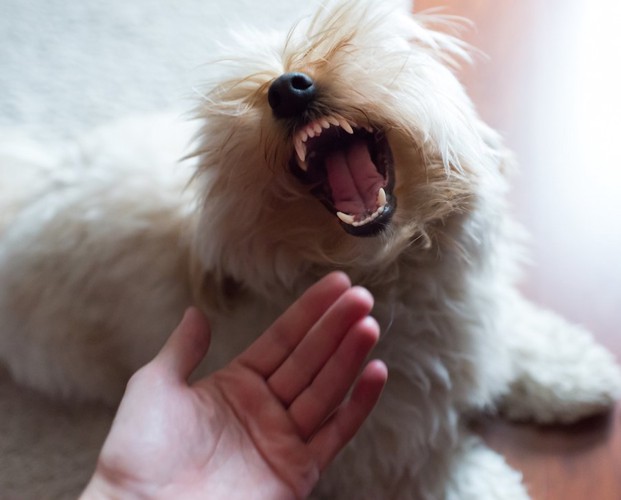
[[268, 72, 315, 118]]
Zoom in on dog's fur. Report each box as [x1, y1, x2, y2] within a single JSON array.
[[1, 2, 620, 498]]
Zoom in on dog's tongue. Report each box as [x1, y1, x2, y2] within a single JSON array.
[[326, 139, 383, 216]]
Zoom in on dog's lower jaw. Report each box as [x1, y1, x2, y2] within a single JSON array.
[[337, 200, 396, 237]]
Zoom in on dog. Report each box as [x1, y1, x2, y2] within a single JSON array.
[[1, 1, 620, 498]]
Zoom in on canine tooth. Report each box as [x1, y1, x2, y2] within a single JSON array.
[[295, 139, 306, 163], [377, 187, 387, 207], [340, 119, 354, 134], [327, 116, 340, 126], [337, 211, 355, 225]]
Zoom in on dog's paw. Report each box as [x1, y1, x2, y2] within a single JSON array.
[[501, 301, 621, 424]]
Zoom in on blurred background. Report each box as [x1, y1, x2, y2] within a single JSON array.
[[416, 1, 621, 498], [0, 0, 308, 139], [1, 0, 620, 498], [416, 1, 621, 359]]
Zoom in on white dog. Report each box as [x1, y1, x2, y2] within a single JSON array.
[[1, 1, 620, 498]]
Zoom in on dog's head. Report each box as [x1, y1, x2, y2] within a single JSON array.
[[192, 0, 509, 288]]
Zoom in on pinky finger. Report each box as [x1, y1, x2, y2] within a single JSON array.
[[308, 360, 388, 471]]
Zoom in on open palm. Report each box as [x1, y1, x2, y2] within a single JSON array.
[[83, 272, 387, 500]]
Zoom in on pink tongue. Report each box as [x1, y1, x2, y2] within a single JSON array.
[[325, 139, 383, 216]]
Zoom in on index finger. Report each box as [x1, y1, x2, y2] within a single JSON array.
[[236, 272, 351, 377]]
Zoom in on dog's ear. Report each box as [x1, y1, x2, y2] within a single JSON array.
[[399, 8, 513, 177]]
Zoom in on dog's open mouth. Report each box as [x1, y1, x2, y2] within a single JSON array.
[[289, 115, 395, 236]]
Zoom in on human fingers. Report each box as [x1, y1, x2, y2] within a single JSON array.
[[308, 360, 388, 470], [287, 315, 380, 439], [266, 287, 373, 406], [151, 307, 211, 382], [236, 272, 351, 376], [267, 287, 374, 407]]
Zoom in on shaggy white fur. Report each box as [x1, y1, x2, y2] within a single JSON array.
[[1, 1, 620, 498]]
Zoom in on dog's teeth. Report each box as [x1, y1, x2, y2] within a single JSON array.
[[365, 125, 373, 133], [307, 128, 316, 138], [327, 116, 340, 127], [340, 119, 354, 134], [346, 205, 387, 228], [301, 131, 308, 142], [337, 211, 355, 225], [331, 114, 354, 134], [295, 139, 306, 163], [313, 122, 322, 134], [377, 188, 387, 207], [320, 118, 330, 129]]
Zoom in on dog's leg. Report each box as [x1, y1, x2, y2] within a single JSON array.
[[498, 292, 621, 423], [445, 434, 530, 500]]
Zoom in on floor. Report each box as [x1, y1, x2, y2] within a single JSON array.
[[415, 1, 621, 498]]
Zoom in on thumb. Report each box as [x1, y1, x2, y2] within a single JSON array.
[[154, 307, 212, 382]]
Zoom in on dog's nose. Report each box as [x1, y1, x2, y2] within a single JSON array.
[[268, 72, 315, 118]]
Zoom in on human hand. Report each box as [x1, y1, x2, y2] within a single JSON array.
[[81, 272, 387, 499]]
